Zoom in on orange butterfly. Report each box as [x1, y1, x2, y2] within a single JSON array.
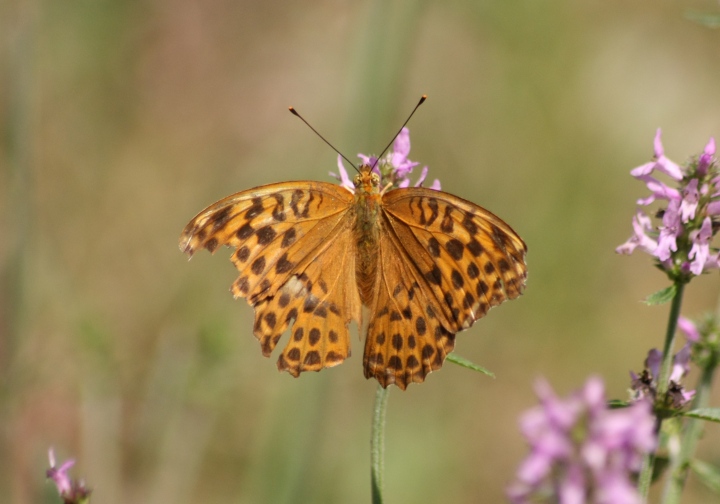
[[180, 119, 527, 390]]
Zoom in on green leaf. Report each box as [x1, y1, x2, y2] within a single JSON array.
[[446, 353, 494, 378], [607, 399, 630, 409], [644, 285, 677, 305], [691, 459, 720, 494], [682, 408, 720, 423]]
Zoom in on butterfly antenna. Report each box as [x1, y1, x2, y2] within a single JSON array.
[[288, 107, 359, 173], [371, 94, 427, 170]]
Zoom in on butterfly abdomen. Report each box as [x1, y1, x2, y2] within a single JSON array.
[[354, 190, 382, 306]]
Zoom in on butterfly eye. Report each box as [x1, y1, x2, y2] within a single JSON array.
[[353, 174, 362, 187], [371, 173, 380, 185]]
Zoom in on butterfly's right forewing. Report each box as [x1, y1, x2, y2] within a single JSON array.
[[381, 187, 527, 331], [362, 186, 527, 389]]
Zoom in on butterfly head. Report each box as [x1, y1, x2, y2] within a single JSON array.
[[354, 164, 381, 195]]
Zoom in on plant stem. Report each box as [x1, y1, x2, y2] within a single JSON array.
[[637, 281, 685, 500], [371, 384, 390, 504], [657, 282, 685, 398], [662, 330, 718, 502], [637, 449, 656, 501]]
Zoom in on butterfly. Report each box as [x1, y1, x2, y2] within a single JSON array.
[[180, 133, 527, 390]]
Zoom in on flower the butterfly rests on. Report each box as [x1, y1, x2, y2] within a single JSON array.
[[180, 126, 527, 390]]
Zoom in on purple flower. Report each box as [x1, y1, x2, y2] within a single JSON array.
[[357, 153, 379, 170], [634, 174, 681, 206], [507, 377, 655, 504], [630, 129, 683, 180], [331, 155, 355, 191], [680, 179, 699, 222], [698, 137, 716, 175], [630, 343, 695, 408], [413, 166, 429, 187], [676, 315, 720, 372], [595, 470, 647, 504], [689, 217, 713, 275], [389, 128, 419, 178], [331, 128, 441, 191], [617, 131, 720, 280], [677, 316, 700, 342], [655, 199, 682, 262], [47, 449, 75, 496], [616, 211, 657, 255], [707, 200, 720, 216], [47, 448, 91, 504]]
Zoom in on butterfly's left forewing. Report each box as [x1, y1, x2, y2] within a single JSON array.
[[180, 181, 361, 374]]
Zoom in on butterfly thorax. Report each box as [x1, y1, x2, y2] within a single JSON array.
[[353, 165, 383, 306]]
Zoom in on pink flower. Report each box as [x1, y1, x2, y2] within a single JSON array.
[[689, 217, 713, 275], [616, 211, 657, 255], [707, 200, 720, 215], [507, 378, 655, 504], [680, 179, 699, 222], [331, 155, 355, 191], [677, 316, 700, 343], [46, 448, 91, 504], [654, 199, 682, 262], [389, 128, 419, 178], [357, 153, 378, 170], [630, 129, 683, 180], [630, 344, 695, 408], [634, 174, 681, 206], [47, 449, 75, 497], [618, 130, 720, 281], [698, 137, 716, 175], [331, 128, 442, 191]]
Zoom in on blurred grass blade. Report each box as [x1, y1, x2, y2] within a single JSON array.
[[685, 11, 720, 28], [446, 354, 495, 378], [690, 459, 720, 494]]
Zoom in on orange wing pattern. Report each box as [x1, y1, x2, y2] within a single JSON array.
[[362, 187, 527, 389], [180, 182, 361, 374], [181, 177, 527, 389]]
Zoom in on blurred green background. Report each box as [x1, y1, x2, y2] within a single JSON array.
[[2, 0, 720, 502]]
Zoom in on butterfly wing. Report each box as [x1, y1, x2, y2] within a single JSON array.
[[363, 187, 527, 389], [180, 181, 361, 375]]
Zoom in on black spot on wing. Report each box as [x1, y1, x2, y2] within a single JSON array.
[[245, 198, 264, 220], [256, 226, 277, 245]]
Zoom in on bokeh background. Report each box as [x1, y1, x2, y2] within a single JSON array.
[[2, 1, 720, 502]]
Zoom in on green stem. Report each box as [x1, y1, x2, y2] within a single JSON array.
[[657, 282, 685, 398], [637, 450, 657, 500], [371, 385, 390, 504], [637, 281, 686, 499], [661, 333, 718, 502]]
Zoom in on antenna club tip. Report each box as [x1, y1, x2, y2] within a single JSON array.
[[288, 106, 298, 115]]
